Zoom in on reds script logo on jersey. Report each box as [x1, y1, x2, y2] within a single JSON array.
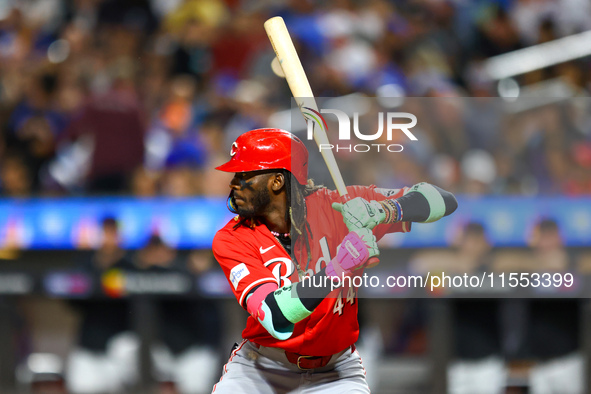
[[213, 185, 410, 356], [264, 256, 295, 287]]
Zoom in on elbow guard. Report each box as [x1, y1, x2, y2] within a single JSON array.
[[404, 182, 457, 223], [245, 283, 313, 340]]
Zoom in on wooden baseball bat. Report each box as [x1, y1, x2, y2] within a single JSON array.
[[264, 16, 380, 266], [264, 16, 347, 196]]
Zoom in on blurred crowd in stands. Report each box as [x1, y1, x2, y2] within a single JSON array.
[[0, 0, 591, 198]]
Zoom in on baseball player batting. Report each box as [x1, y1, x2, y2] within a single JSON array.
[[211, 128, 457, 393]]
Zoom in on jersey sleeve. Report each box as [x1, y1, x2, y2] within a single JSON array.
[[334, 185, 412, 241], [212, 229, 278, 307]]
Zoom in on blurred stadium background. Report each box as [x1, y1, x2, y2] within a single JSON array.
[[0, 0, 590, 393]]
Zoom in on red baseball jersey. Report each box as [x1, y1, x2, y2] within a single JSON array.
[[213, 185, 410, 356]]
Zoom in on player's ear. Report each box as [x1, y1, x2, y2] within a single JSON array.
[[270, 172, 285, 192]]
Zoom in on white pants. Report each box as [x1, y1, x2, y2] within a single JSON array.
[[67, 332, 219, 394], [529, 353, 583, 394], [448, 356, 507, 394], [212, 340, 370, 394]]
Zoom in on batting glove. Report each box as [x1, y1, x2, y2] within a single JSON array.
[[355, 227, 379, 258], [332, 197, 387, 231], [326, 229, 377, 278]]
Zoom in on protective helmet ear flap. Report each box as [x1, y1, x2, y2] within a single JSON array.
[[215, 128, 308, 185]]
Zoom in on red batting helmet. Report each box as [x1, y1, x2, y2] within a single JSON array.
[[216, 128, 308, 185]]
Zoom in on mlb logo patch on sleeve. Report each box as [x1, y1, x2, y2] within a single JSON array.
[[230, 263, 250, 290]]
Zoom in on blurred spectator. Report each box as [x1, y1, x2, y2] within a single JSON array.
[[5, 72, 66, 191], [7, 72, 65, 136], [133, 233, 178, 270], [129, 166, 160, 197], [87, 217, 130, 271], [526, 218, 582, 394], [410, 222, 507, 394], [476, 6, 522, 57], [165, 0, 228, 82], [57, 79, 146, 193], [447, 223, 507, 394], [96, 0, 157, 33], [160, 166, 201, 197], [0, 151, 33, 197], [66, 216, 134, 394], [144, 74, 206, 171]]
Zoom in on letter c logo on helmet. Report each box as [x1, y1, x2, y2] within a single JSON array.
[[230, 142, 238, 157], [216, 128, 309, 185]]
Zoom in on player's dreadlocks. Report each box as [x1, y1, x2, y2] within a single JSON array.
[[284, 169, 304, 235], [281, 169, 323, 270]]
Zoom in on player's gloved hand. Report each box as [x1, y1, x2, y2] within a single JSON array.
[[355, 227, 379, 258], [332, 197, 386, 231], [326, 229, 377, 278]]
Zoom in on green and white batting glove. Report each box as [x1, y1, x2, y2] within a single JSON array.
[[353, 228, 379, 258], [332, 197, 392, 231]]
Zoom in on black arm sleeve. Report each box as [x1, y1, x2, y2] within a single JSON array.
[[395, 185, 457, 222], [297, 267, 333, 311], [264, 291, 292, 331]]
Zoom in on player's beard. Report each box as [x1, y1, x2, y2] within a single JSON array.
[[234, 187, 271, 219]]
